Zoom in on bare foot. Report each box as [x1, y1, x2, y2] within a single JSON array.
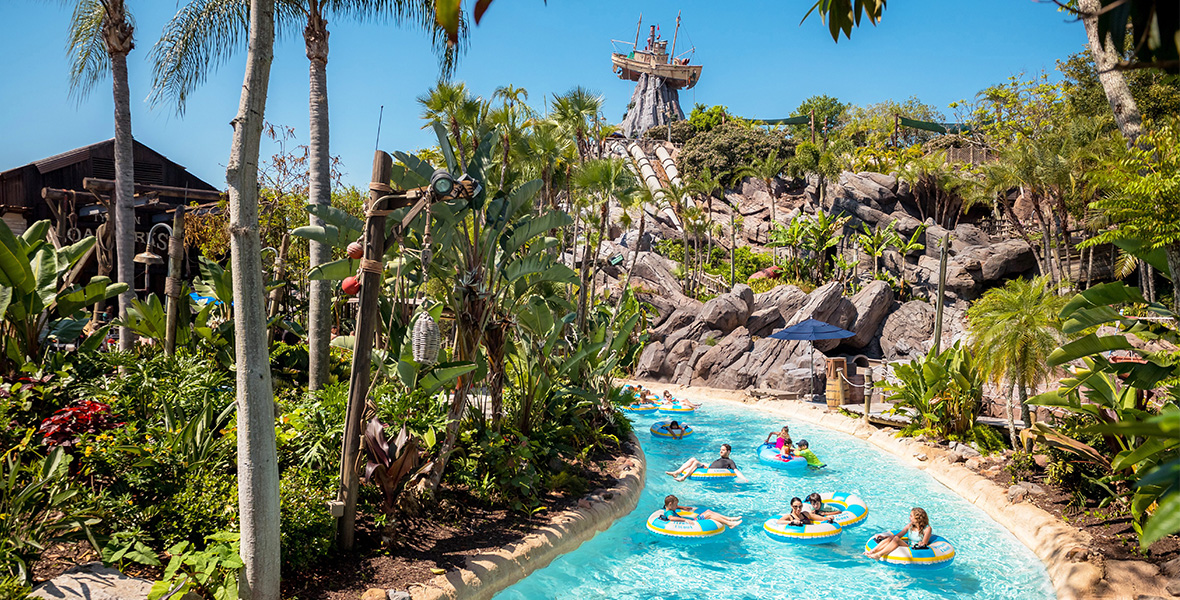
[[674, 474, 688, 482], [665, 471, 678, 476]]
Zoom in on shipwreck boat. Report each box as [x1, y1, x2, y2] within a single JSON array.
[[611, 14, 701, 90]]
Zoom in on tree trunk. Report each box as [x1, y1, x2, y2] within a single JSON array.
[[266, 231, 289, 344], [1165, 243, 1180, 314], [110, 50, 136, 351], [1018, 380, 1031, 429], [427, 294, 482, 492], [1005, 381, 1019, 450], [306, 8, 332, 391], [227, 0, 280, 597], [1030, 200, 1059, 284], [706, 196, 713, 267], [588, 199, 608, 310], [999, 189, 1047, 275], [1079, 0, 1143, 144], [729, 211, 736, 287], [618, 210, 646, 308]]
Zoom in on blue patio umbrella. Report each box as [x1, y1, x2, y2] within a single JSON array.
[[769, 318, 855, 400]]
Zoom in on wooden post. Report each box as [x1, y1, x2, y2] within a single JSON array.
[[337, 151, 393, 550], [892, 114, 899, 148], [863, 367, 873, 425], [932, 233, 951, 354], [164, 206, 185, 355], [810, 109, 816, 145]]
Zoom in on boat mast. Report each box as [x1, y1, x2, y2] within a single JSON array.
[[633, 13, 642, 49], [669, 11, 681, 64]]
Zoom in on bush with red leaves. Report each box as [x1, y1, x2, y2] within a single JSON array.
[[38, 400, 123, 447]]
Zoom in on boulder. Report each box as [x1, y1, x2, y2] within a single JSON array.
[[692, 327, 753, 382], [30, 563, 153, 600], [891, 212, 924, 238], [843, 280, 895, 349], [746, 306, 785, 338], [787, 281, 845, 327], [699, 286, 754, 334], [880, 300, 935, 360], [813, 297, 858, 352], [663, 339, 697, 376], [832, 195, 890, 227], [923, 222, 952, 257], [974, 239, 1037, 282], [635, 341, 667, 379], [952, 223, 988, 247], [840, 171, 894, 205], [618, 227, 658, 251], [764, 285, 808, 322], [762, 350, 826, 395], [664, 319, 709, 351], [650, 307, 697, 342], [863, 172, 899, 193]]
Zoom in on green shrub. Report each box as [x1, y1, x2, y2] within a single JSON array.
[[278, 382, 348, 472], [879, 342, 984, 440], [547, 470, 588, 498], [157, 472, 238, 547], [0, 576, 30, 600], [279, 470, 334, 572], [642, 120, 696, 144], [679, 122, 793, 180]]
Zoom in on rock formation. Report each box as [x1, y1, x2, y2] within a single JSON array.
[[620, 73, 685, 138]]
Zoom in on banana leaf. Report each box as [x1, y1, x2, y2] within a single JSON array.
[[1048, 333, 1133, 366], [431, 121, 460, 174], [309, 258, 362, 281], [0, 220, 34, 293], [290, 224, 342, 248]]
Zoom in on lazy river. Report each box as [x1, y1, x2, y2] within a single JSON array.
[[494, 400, 1056, 600]]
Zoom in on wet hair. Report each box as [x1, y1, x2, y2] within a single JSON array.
[[664, 495, 678, 508], [669, 420, 680, 428], [781, 425, 790, 433], [797, 439, 809, 448], [790, 496, 804, 508], [911, 507, 929, 529], [721, 443, 732, 452], [806, 492, 822, 504]]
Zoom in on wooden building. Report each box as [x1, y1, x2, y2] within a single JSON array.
[[0, 139, 223, 296]]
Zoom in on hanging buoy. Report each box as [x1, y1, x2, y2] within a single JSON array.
[[347, 242, 364, 260], [412, 313, 441, 366], [342, 276, 361, 296]]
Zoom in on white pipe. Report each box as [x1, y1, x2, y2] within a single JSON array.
[[627, 142, 682, 229]]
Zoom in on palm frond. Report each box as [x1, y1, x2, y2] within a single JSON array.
[[65, 0, 111, 101], [148, 0, 250, 114]]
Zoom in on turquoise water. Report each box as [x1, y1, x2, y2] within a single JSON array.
[[494, 401, 1056, 600]]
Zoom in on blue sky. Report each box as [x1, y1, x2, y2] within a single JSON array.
[[0, 1, 1087, 189]]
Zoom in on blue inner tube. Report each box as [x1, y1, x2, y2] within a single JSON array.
[[820, 492, 869, 527], [646, 510, 726, 540], [686, 468, 737, 483], [864, 530, 956, 570], [621, 404, 658, 414], [651, 421, 693, 438], [763, 517, 842, 544], [756, 443, 808, 471]]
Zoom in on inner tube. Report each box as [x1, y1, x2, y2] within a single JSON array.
[[819, 492, 869, 527], [621, 404, 658, 414], [756, 443, 808, 471], [763, 518, 842, 544], [651, 421, 693, 439], [686, 468, 737, 482], [646, 509, 726, 540], [864, 530, 956, 570], [659, 402, 695, 414]]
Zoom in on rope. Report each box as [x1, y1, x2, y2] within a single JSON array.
[[836, 369, 873, 391], [165, 278, 182, 298], [359, 259, 383, 274]]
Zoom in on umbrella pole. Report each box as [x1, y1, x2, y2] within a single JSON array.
[[810, 342, 816, 402]]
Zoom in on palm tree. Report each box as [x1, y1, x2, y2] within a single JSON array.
[[688, 166, 726, 271], [524, 120, 572, 213], [573, 157, 637, 328], [61, 0, 136, 350], [418, 80, 483, 166], [659, 180, 696, 293], [894, 224, 926, 286], [152, 0, 459, 391], [967, 276, 1068, 448], [491, 85, 530, 191], [735, 150, 789, 264], [617, 185, 660, 302], [552, 87, 604, 162]]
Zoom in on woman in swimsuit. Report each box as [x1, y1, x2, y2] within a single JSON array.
[[866, 507, 932, 559]]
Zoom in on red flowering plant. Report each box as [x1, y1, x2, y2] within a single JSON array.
[[38, 400, 124, 447]]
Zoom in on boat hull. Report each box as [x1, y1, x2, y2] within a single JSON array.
[[612, 53, 701, 90]]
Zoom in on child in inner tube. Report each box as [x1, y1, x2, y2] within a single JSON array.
[[660, 495, 742, 528], [805, 492, 841, 518], [666, 420, 686, 439], [763, 425, 794, 457], [865, 507, 933, 559], [796, 440, 826, 469], [777, 496, 836, 526]]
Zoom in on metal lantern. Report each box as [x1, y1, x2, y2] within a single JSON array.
[[412, 312, 441, 366]]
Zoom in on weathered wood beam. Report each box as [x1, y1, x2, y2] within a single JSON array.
[[81, 178, 225, 202]]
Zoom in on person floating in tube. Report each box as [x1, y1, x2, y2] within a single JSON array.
[[665, 443, 748, 482]]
